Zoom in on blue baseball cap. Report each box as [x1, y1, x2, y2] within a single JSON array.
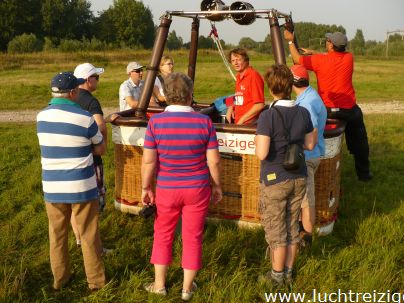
[[51, 72, 85, 93]]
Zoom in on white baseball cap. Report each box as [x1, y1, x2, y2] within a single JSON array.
[[74, 63, 104, 79], [126, 62, 144, 74]]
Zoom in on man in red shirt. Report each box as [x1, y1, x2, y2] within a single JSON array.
[[226, 48, 265, 125], [284, 30, 372, 181]]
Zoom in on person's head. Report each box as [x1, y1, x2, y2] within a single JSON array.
[[73, 63, 104, 92], [290, 64, 309, 88], [325, 32, 347, 52], [229, 48, 249, 73], [126, 61, 144, 84], [163, 72, 194, 105], [263, 64, 294, 100], [50, 72, 85, 101], [159, 55, 174, 76]]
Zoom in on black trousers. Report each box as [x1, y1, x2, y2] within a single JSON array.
[[327, 105, 370, 178]]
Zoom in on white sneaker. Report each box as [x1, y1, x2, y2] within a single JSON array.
[[181, 281, 197, 301], [101, 247, 113, 257], [76, 239, 81, 247], [144, 282, 167, 296]]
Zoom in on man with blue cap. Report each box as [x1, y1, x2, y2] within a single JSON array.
[[37, 72, 106, 291]]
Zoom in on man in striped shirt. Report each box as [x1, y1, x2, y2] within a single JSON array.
[[37, 72, 106, 291]]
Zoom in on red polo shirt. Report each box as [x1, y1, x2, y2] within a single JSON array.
[[231, 66, 264, 124], [300, 52, 356, 109]]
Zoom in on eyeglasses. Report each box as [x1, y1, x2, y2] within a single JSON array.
[[89, 75, 99, 80], [132, 69, 143, 73]]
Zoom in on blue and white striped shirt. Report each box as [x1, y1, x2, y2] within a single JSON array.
[[37, 98, 103, 203]]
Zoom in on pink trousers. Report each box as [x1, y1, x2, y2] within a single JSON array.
[[151, 186, 211, 270]]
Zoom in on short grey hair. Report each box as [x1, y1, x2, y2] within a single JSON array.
[[51, 92, 70, 98], [163, 72, 193, 105]]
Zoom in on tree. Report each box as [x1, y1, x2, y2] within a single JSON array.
[[93, 8, 116, 44], [166, 31, 183, 50], [0, 0, 42, 51], [257, 34, 272, 54], [107, 0, 155, 48], [41, 0, 94, 42], [197, 36, 215, 49], [238, 37, 258, 50], [350, 29, 365, 55]]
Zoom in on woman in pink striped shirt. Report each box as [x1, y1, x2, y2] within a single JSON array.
[[141, 72, 222, 300]]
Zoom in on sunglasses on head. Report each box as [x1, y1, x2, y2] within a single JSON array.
[[89, 75, 99, 80]]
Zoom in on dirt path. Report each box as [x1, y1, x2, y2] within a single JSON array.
[[0, 101, 403, 122]]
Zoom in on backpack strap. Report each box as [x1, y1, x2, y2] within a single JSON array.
[[272, 106, 291, 143]]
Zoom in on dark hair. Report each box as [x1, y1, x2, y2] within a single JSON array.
[[263, 64, 293, 99], [163, 72, 193, 105], [332, 44, 346, 52], [293, 78, 309, 88], [228, 48, 249, 63]]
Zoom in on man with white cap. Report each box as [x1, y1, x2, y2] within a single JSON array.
[[119, 61, 145, 111], [284, 30, 372, 182], [290, 64, 327, 247], [73, 63, 109, 253]]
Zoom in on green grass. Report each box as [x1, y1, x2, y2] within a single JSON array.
[[0, 113, 403, 302], [0, 50, 403, 111]]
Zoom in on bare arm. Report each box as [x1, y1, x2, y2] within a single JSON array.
[[255, 134, 271, 160], [141, 148, 157, 205], [92, 141, 106, 156], [303, 130, 316, 151], [226, 105, 234, 123], [284, 30, 302, 64], [206, 148, 222, 204], [153, 85, 166, 102], [124, 96, 139, 109], [93, 114, 107, 147], [237, 103, 264, 125]]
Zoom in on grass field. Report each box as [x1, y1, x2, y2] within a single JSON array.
[[0, 50, 404, 111], [0, 112, 403, 302]]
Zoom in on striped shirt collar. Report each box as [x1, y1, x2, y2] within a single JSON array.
[[49, 98, 81, 108], [165, 105, 194, 112]]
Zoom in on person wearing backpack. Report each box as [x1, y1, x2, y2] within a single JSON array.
[[255, 64, 316, 287]]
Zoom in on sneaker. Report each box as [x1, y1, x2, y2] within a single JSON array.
[[52, 273, 74, 290], [101, 247, 113, 257], [284, 268, 294, 285], [144, 282, 167, 296], [299, 231, 312, 248], [258, 270, 284, 287], [358, 172, 373, 182], [76, 239, 81, 248], [181, 281, 197, 301]]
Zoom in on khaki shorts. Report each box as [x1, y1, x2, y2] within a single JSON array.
[[301, 158, 320, 209], [259, 178, 306, 249]]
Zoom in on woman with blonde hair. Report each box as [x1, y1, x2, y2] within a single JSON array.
[[151, 55, 174, 106]]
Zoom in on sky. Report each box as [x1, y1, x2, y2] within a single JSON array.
[[89, 0, 404, 44]]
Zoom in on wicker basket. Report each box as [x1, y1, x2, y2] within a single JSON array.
[[113, 122, 345, 228], [208, 153, 261, 223], [114, 144, 143, 206], [315, 153, 341, 224]]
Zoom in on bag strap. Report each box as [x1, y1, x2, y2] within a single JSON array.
[[272, 106, 291, 143]]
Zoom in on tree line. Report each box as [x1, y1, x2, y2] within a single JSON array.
[[0, 0, 155, 52], [1, 0, 403, 56]]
